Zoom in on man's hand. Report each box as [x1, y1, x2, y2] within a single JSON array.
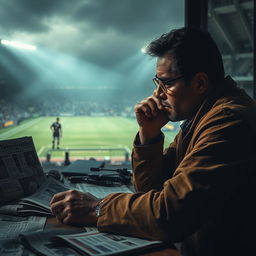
[[135, 91, 169, 144], [50, 190, 102, 226]]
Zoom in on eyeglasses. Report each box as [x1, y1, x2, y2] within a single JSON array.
[[152, 75, 184, 93]]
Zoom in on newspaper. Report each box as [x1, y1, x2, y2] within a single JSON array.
[[0, 214, 46, 240], [18, 178, 132, 216], [19, 177, 71, 214], [55, 231, 162, 256], [0, 137, 46, 204], [19, 228, 85, 256], [0, 177, 71, 216], [19, 230, 162, 256], [75, 183, 133, 198], [0, 239, 36, 256], [0, 203, 23, 215]]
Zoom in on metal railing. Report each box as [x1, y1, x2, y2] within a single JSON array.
[[45, 147, 131, 165]]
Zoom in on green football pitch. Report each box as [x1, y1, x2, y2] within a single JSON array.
[[0, 116, 177, 161]]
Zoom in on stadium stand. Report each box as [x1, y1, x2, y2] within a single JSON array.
[[0, 93, 137, 129], [208, 0, 253, 96]]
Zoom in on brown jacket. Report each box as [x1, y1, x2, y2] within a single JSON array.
[[98, 76, 256, 256]]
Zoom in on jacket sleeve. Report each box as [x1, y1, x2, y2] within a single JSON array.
[[131, 132, 179, 192], [97, 109, 255, 242]]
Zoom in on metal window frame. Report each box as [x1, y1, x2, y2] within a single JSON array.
[[185, 0, 208, 30], [253, 2, 255, 99]]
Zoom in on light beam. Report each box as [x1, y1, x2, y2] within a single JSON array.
[[1, 39, 37, 51]]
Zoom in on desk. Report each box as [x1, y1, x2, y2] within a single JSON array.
[[46, 217, 182, 256], [1, 216, 182, 256], [0, 164, 182, 256], [49, 164, 182, 256]]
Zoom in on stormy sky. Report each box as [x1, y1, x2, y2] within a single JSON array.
[[0, 0, 184, 102], [0, 0, 184, 67]]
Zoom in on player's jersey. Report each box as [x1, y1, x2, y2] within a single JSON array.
[[51, 122, 61, 136]]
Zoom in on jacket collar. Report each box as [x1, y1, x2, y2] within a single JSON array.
[[184, 76, 238, 136]]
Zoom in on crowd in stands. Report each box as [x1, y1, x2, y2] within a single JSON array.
[[38, 98, 135, 117], [0, 95, 137, 128], [0, 99, 32, 127]]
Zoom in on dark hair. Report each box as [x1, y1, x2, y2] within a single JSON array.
[[146, 27, 225, 85]]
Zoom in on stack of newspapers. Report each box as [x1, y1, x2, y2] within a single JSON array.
[[0, 136, 71, 217], [19, 228, 163, 256], [0, 177, 70, 216]]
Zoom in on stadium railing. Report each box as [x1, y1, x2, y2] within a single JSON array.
[[45, 147, 131, 165]]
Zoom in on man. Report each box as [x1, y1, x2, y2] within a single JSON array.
[[50, 28, 256, 256], [50, 117, 62, 149]]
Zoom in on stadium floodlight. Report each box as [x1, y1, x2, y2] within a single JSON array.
[[140, 46, 147, 53], [0, 39, 37, 51]]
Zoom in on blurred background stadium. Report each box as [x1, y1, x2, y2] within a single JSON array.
[[0, 0, 184, 165]]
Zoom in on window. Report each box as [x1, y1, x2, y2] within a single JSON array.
[[208, 0, 254, 96]]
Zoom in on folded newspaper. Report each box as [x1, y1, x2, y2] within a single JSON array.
[[19, 228, 85, 256], [56, 231, 163, 256], [0, 136, 71, 216], [0, 176, 134, 217], [19, 229, 163, 256], [0, 214, 46, 240], [0, 177, 71, 216]]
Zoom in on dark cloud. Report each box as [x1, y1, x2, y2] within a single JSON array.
[[74, 0, 183, 38], [0, 0, 76, 33], [0, 0, 184, 67]]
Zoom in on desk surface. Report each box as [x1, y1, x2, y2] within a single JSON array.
[[45, 165, 182, 256], [46, 217, 182, 256], [1, 161, 182, 256]]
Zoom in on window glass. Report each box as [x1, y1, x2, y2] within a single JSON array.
[[0, 0, 184, 160], [208, 0, 254, 96]]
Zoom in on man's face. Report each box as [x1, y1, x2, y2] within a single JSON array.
[[155, 56, 204, 122]]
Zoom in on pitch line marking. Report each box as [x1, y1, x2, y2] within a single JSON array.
[[117, 144, 132, 154], [0, 117, 43, 139], [38, 146, 45, 156]]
